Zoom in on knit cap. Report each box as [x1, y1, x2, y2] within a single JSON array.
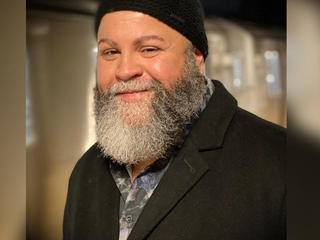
[[95, 0, 208, 59]]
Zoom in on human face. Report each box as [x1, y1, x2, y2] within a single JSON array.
[[97, 11, 204, 101], [94, 47, 207, 165]]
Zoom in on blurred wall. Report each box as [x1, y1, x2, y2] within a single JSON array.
[[205, 18, 286, 126], [288, 0, 320, 140], [26, 9, 286, 240], [0, 1, 26, 240], [288, 1, 320, 240], [27, 10, 96, 239]]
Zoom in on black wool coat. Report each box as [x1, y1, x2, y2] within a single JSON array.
[[63, 80, 286, 240]]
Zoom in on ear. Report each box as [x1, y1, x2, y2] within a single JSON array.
[[194, 47, 205, 75]]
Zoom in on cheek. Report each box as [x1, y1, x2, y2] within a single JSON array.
[[149, 56, 184, 89], [97, 60, 115, 92]]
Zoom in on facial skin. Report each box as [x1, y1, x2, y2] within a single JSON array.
[[97, 10, 204, 95]]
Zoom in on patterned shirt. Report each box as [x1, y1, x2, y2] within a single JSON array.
[[110, 78, 214, 240]]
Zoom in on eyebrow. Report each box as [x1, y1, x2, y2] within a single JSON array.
[[98, 38, 118, 47], [133, 35, 165, 46], [98, 35, 165, 47]]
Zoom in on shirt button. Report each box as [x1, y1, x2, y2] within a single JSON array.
[[126, 215, 133, 223]]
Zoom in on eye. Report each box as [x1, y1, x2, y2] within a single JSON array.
[[142, 47, 158, 52], [101, 49, 120, 60], [141, 47, 160, 57]]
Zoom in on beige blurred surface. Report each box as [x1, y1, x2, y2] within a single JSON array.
[[27, 10, 96, 239], [287, 1, 320, 239], [0, 1, 26, 240], [288, 0, 320, 141]]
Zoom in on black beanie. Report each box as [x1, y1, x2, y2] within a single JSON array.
[[95, 0, 208, 59]]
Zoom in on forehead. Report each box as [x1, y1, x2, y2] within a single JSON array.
[[97, 10, 189, 44]]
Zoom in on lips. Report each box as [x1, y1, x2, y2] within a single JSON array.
[[116, 89, 153, 102], [116, 89, 149, 95]]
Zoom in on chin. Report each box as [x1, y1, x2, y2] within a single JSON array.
[[121, 113, 150, 127], [118, 98, 153, 128]]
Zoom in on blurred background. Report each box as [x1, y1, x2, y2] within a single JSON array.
[[26, 0, 286, 239], [0, 1, 25, 240], [288, 1, 320, 240]]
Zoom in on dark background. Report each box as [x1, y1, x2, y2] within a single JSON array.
[[27, 0, 286, 29]]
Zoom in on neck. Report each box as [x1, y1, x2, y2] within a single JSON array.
[[130, 157, 157, 182]]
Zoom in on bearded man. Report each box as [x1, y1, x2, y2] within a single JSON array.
[[63, 1, 286, 239]]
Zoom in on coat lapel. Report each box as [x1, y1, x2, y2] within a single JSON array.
[[128, 134, 209, 240], [190, 80, 237, 151]]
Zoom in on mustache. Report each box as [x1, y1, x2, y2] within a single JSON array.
[[104, 80, 162, 96]]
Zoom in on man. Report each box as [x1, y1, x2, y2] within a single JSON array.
[[63, 0, 286, 239]]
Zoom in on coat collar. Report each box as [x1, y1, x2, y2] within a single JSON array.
[[190, 80, 237, 151], [127, 80, 238, 240]]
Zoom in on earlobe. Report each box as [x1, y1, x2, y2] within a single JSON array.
[[194, 47, 205, 75]]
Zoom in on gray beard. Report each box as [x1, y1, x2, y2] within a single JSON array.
[[94, 48, 207, 165]]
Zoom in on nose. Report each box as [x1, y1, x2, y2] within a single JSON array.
[[116, 53, 143, 81]]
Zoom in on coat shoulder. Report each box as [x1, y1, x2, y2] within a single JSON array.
[[68, 143, 105, 183], [230, 107, 286, 154]]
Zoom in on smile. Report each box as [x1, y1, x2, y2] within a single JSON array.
[[116, 90, 153, 102]]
